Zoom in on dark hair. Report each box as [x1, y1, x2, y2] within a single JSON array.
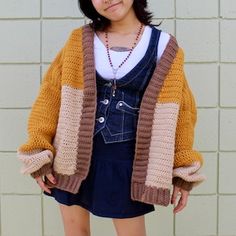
[[78, 0, 154, 31]]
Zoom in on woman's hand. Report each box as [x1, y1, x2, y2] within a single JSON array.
[[171, 185, 190, 214], [35, 173, 57, 194]]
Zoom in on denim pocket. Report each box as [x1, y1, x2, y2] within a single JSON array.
[[116, 100, 139, 116]]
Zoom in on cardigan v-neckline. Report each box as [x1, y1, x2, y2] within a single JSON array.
[[82, 24, 178, 94]]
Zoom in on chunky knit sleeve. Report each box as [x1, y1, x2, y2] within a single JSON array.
[[172, 66, 207, 191], [17, 46, 65, 178]]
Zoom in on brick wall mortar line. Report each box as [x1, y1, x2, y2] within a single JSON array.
[[216, 0, 221, 234]]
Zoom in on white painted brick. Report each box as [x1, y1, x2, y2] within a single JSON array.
[[185, 64, 218, 107], [0, 109, 30, 151], [219, 196, 236, 235], [221, 0, 236, 18], [195, 109, 218, 151], [148, 0, 175, 18], [220, 109, 236, 151], [42, 0, 83, 18], [91, 214, 117, 236], [0, 153, 40, 194], [176, 20, 219, 62], [0, 0, 235, 235], [175, 195, 217, 235], [43, 196, 64, 236], [191, 153, 217, 194], [221, 20, 236, 62], [0, 0, 40, 18], [0, 65, 40, 108], [1, 195, 42, 236], [153, 19, 175, 36], [220, 64, 236, 107], [176, 0, 218, 18], [0, 21, 40, 63], [146, 206, 173, 236], [219, 152, 236, 193], [42, 20, 84, 62]]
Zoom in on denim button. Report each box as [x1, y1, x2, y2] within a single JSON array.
[[98, 117, 105, 123], [103, 99, 109, 105], [119, 102, 123, 106]]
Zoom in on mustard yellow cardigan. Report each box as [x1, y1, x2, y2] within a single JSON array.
[[17, 24, 206, 206]]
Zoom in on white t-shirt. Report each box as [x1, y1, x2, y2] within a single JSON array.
[[94, 25, 170, 80]]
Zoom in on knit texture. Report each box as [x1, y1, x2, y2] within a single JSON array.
[[17, 24, 206, 206]]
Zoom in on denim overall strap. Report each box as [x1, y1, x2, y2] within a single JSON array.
[[94, 27, 161, 143]]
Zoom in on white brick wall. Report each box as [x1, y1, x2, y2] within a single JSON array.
[[0, 0, 235, 235]]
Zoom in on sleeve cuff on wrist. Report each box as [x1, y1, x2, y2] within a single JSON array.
[[172, 176, 194, 191], [30, 163, 52, 178]]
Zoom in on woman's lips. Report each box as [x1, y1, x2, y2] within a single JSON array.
[[105, 2, 121, 11]]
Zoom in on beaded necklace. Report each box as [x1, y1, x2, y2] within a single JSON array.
[[105, 23, 144, 96]]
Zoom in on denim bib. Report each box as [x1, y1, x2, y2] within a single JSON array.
[[93, 26, 161, 144]]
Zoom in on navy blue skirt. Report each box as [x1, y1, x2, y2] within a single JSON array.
[[43, 131, 155, 218]]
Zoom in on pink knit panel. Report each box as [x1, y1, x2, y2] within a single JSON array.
[[53, 85, 84, 175], [146, 102, 179, 188]]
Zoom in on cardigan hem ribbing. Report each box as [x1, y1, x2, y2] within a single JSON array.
[[45, 171, 84, 194], [131, 182, 171, 206], [44, 171, 172, 207]]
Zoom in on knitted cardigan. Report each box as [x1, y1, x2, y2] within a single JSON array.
[[17, 24, 206, 207]]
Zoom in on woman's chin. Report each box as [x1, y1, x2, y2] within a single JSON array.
[[105, 12, 126, 22]]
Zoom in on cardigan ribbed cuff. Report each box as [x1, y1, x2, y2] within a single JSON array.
[[172, 177, 193, 191], [30, 163, 52, 178]]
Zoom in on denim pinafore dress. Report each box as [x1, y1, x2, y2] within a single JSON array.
[[44, 26, 161, 219]]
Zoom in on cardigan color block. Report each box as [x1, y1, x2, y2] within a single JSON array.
[[17, 24, 206, 207]]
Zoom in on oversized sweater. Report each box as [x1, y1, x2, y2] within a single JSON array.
[[17, 24, 206, 207]]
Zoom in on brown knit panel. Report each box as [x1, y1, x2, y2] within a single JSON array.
[[131, 36, 179, 188], [75, 25, 97, 178], [131, 182, 170, 206]]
